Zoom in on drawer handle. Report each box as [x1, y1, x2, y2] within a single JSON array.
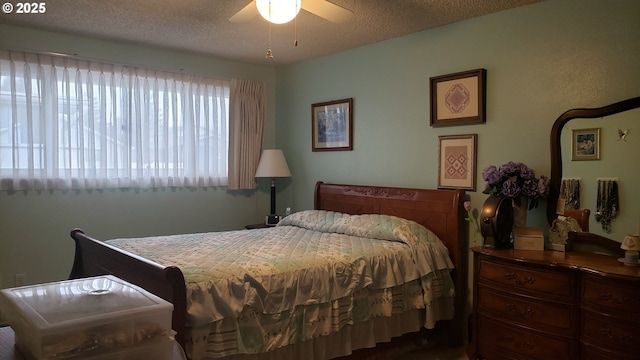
[[504, 272, 536, 286], [500, 336, 536, 351], [600, 328, 637, 342], [501, 335, 514, 343], [505, 303, 535, 317], [598, 292, 636, 306]]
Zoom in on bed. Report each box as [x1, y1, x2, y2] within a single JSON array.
[[69, 181, 468, 359]]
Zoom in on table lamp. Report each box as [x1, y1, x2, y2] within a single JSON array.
[[255, 149, 291, 225], [621, 234, 640, 265]]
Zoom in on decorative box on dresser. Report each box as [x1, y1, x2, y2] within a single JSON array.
[[468, 246, 640, 360]]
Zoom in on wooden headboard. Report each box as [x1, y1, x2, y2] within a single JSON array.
[[314, 181, 468, 346]]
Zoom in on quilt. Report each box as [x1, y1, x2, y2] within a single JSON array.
[[106, 210, 456, 358]]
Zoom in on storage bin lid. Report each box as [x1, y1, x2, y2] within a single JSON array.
[[0, 275, 172, 330]]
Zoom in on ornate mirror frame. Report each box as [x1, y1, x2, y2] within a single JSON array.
[[547, 96, 640, 226]]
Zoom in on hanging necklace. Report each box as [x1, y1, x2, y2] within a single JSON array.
[[572, 180, 580, 209], [610, 180, 619, 220], [595, 180, 603, 223], [599, 180, 619, 233]]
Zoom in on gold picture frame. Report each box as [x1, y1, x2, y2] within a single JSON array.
[[438, 134, 478, 191], [572, 128, 601, 161]]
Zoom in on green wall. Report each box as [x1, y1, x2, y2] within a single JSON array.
[[0, 24, 278, 288], [276, 0, 640, 234]]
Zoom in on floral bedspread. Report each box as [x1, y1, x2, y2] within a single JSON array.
[[106, 210, 455, 358]]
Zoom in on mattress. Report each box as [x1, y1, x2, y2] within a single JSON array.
[[106, 210, 456, 359]]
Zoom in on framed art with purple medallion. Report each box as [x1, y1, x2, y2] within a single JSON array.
[[430, 69, 486, 127]]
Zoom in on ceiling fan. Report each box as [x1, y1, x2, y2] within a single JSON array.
[[229, 0, 353, 24]]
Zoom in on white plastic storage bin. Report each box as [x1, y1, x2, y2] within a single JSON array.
[[0, 275, 173, 360], [15, 333, 179, 360]]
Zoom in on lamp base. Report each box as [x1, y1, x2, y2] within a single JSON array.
[[265, 214, 282, 226], [621, 250, 639, 265], [618, 258, 640, 266]]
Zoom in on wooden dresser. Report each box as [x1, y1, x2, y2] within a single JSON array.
[[468, 247, 640, 360]]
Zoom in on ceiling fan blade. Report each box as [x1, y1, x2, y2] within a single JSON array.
[[302, 0, 353, 23], [229, 1, 259, 23]]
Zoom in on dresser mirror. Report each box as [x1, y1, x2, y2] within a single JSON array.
[[547, 97, 640, 243]]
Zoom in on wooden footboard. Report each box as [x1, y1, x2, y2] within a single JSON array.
[[69, 229, 188, 348]]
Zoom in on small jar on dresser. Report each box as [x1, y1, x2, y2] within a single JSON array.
[[467, 246, 640, 360]]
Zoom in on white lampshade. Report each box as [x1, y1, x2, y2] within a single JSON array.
[[256, 0, 301, 24], [621, 234, 640, 251], [255, 149, 291, 178]]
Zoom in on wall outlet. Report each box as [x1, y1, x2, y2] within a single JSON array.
[[15, 273, 27, 287]]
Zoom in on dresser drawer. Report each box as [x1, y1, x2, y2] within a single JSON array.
[[478, 257, 575, 300], [581, 341, 639, 360], [477, 286, 575, 336], [474, 343, 527, 360], [477, 314, 575, 360], [580, 309, 640, 350], [581, 274, 640, 315]]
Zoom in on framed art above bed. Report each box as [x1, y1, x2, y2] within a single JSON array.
[[311, 98, 353, 151], [69, 182, 467, 360]]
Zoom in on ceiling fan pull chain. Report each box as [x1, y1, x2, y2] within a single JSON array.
[[266, 17, 274, 58], [265, 0, 274, 58], [294, 13, 298, 46]]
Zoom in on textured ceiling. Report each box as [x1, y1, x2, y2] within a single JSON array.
[[0, 0, 544, 66]]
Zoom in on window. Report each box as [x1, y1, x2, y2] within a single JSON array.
[[0, 51, 230, 190]]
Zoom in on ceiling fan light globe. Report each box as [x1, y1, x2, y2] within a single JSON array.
[[256, 0, 302, 24]]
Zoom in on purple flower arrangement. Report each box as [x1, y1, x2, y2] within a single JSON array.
[[482, 161, 549, 210]]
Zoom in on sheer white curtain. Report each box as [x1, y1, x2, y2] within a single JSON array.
[[0, 50, 230, 191], [227, 78, 265, 190]]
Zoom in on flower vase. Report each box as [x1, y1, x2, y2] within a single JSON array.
[[512, 196, 528, 228]]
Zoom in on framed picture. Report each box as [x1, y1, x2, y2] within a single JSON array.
[[438, 134, 477, 191], [430, 69, 486, 127], [312, 98, 353, 151], [572, 128, 601, 161]]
